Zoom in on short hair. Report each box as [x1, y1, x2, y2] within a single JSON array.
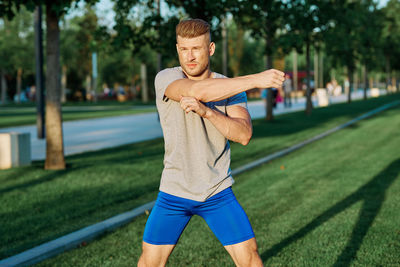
[[176, 19, 211, 42]]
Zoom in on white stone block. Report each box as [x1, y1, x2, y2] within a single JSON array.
[[371, 88, 380, 97], [0, 132, 31, 169], [316, 88, 329, 107]]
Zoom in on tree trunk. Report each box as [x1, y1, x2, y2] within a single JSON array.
[[305, 42, 313, 115], [45, 4, 65, 170], [385, 55, 391, 92], [347, 67, 353, 103], [314, 49, 318, 89], [293, 50, 298, 103], [61, 65, 67, 103], [392, 76, 396, 93], [141, 62, 148, 103], [353, 67, 358, 94], [369, 77, 373, 91], [85, 75, 91, 101], [34, 5, 45, 139], [266, 53, 273, 121], [92, 52, 98, 102], [16, 68, 22, 103], [221, 16, 228, 76], [229, 25, 243, 77], [1, 70, 7, 104], [363, 65, 368, 100], [319, 50, 323, 89], [156, 0, 162, 73]]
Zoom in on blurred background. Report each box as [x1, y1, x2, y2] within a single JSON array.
[[0, 0, 399, 105], [1, 2, 400, 265]]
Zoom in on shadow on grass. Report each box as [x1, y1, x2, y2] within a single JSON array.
[[0, 166, 86, 194], [261, 158, 400, 266], [67, 138, 164, 166], [0, 178, 159, 259]]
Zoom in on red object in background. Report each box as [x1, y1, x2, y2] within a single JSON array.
[[285, 71, 314, 90]]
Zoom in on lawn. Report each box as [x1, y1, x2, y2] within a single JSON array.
[[38, 96, 400, 266], [0, 94, 399, 263], [0, 100, 156, 128]]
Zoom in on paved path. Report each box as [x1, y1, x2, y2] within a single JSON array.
[[0, 90, 382, 161]]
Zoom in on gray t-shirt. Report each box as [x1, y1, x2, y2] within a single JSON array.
[[155, 67, 247, 201]]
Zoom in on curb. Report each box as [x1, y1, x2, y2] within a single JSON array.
[[0, 201, 155, 266], [1, 99, 399, 266]]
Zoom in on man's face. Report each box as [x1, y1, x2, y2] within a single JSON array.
[[176, 34, 215, 79]]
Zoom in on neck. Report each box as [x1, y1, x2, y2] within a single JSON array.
[[182, 67, 213, 81]]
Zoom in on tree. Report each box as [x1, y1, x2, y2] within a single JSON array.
[[381, 0, 400, 91], [232, 0, 285, 121], [324, 0, 368, 103], [284, 0, 328, 115], [358, 1, 384, 99], [60, 6, 101, 101], [0, 0, 98, 170], [0, 7, 35, 104]]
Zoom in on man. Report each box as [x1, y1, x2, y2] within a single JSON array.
[[138, 19, 284, 267], [283, 74, 293, 107]]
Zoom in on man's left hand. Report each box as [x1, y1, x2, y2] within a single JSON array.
[[180, 96, 209, 117]]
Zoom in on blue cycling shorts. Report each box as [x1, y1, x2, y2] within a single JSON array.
[[143, 187, 255, 246]]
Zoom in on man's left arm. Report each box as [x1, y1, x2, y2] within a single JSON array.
[[180, 97, 252, 146]]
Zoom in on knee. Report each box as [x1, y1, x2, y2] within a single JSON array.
[[137, 250, 159, 267], [137, 242, 173, 267], [137, 252, 151, 267], [234, 240, 263, 267], [137, 254, 145, 267], [241, 248, 262, 267]]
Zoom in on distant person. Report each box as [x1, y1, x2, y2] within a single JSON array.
[[103, 84, 110, 98], [283, 74, 293, 107], [272, 87, 278, 108], [326, 82, 334, 96], [138, 18, 284, 267], [262, 88, 279, 108]]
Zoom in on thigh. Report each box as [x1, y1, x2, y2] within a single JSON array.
[[143, 192, 192, 245], [138, 241, 175, 267], [198, 188, 255, 246], [224, 238, 263, 267]]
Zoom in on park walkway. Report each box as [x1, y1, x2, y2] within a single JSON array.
[[0, 90, 380, 161]]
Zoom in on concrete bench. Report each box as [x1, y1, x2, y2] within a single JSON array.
[[316, 88, 329, 107], [0, 132, 31, 169], [371, 88, 380, 98]]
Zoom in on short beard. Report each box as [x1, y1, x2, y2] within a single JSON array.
[[181, 61, 210, 78]]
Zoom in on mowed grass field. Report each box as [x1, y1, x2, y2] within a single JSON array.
[[0, 101, 156, 128], [38, 98, 400, 266], [0, 94, 399, 264]]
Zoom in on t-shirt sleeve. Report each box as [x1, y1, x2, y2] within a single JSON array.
[[155, 68, 185, 101], [226, 92, 248, 109]]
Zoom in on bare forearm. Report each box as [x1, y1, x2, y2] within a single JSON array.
[[165, 69, 284, 103], [204, 108, 252, 146], [188, 75, 256, 102]]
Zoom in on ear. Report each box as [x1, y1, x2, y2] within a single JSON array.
[[209, 42, 215, 56]]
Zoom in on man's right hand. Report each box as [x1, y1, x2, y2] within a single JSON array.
[[253, 69, 285, 89]]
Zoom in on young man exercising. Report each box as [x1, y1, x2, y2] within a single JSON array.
[[138, 19, 285, 267]]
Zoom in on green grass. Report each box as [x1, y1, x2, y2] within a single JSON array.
[[0, 100, 156, 128], [0, 94, 399, 262], [37, 96, 400, 266]]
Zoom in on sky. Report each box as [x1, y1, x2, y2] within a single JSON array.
[[69, 0, 392, 29]]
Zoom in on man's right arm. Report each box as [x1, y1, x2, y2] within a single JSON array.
[[164, 69, 285, 102]]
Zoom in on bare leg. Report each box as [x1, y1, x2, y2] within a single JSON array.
[[137, 241, 175, 267], [224, 238, 263, 267]]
